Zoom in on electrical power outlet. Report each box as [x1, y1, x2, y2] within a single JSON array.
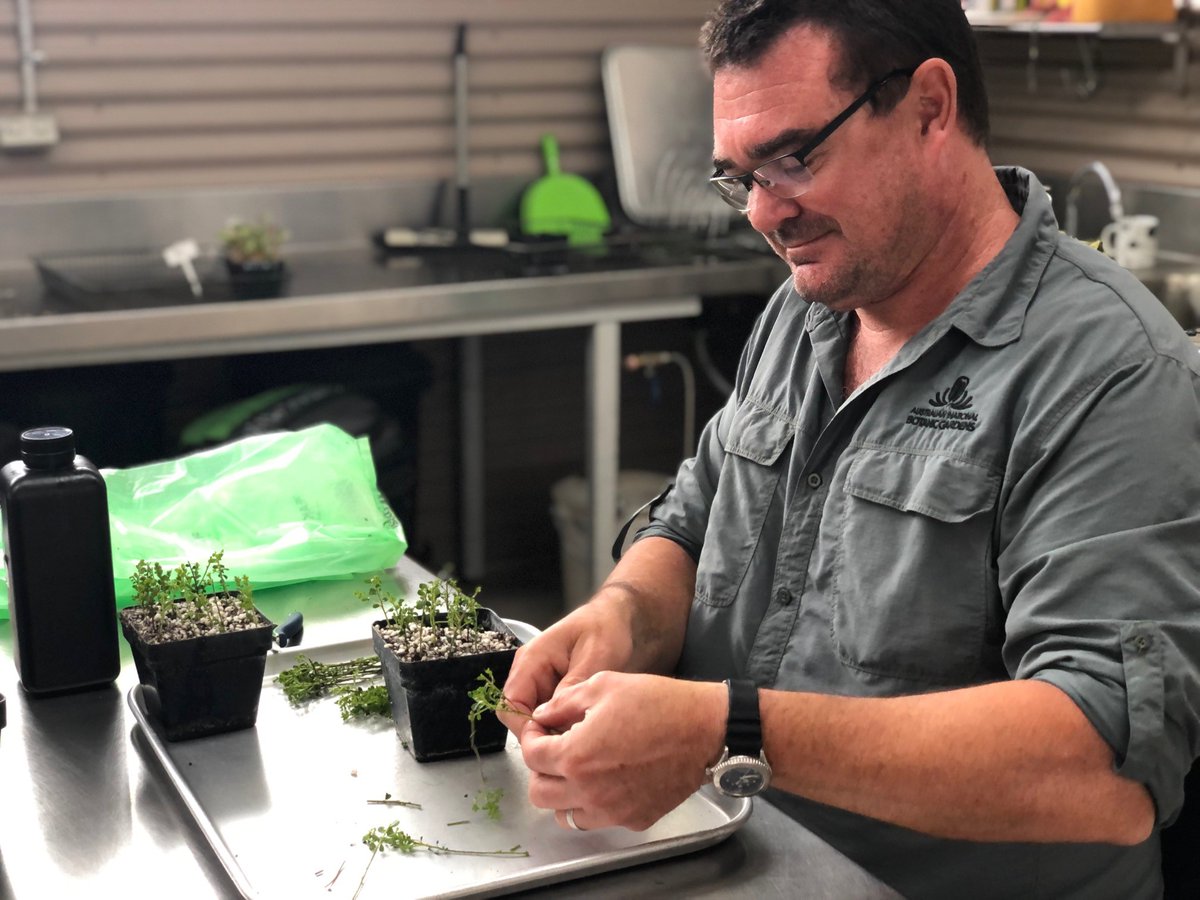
[[0, 113, 59, 151]]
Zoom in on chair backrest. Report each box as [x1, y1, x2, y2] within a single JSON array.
[[1161, 758, 1200, 898]]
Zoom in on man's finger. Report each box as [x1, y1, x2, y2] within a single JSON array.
[[534, 683, 591, 732], [520, 719, 574, 777]]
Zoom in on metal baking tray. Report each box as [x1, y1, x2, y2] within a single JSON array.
[[128, 620, 751, 899]]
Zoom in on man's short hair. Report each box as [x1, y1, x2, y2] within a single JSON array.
[[700, 0, 990, 146]]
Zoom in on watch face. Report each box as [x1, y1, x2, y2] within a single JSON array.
[[717, 763, 768, 797]]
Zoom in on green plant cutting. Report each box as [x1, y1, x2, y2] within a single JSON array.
[[466, 667, 537, 821], [275, 655, 390, 721], [361, 821, 528, 857], [352, 822, 528, 900], [472, 787, 505, 822], [468, 667, 530, 733]]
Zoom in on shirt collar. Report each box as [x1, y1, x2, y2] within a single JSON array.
[[803, 166, 1058, 348], [944, 166, 1058, 347]]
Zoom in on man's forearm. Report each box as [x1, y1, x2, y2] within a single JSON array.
[[592, 536, 696, 674], [761, 678, 1155, 845]]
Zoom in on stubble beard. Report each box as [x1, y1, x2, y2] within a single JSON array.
[[769, 215, 869, 311], [773, 197, 921, 314]]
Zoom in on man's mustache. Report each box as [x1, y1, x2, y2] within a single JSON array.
[[771, 215, 838, 247]]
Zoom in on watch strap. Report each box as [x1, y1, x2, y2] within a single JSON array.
[[725, 678, 762, 757]]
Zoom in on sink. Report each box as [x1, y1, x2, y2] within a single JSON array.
[[1127, 258, 1200, 328]]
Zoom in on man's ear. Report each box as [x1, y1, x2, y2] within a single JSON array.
[[912, 58, 957, 138]]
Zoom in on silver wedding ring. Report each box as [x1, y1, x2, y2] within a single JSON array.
[[565, 808, 584, 831]]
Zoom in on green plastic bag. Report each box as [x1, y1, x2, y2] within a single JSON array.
[[0, 423, 407, 619]]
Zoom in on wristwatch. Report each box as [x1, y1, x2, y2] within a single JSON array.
[[705, 678, 773, 797]]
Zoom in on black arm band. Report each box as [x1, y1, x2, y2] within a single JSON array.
[[725, 678, 763, 756]]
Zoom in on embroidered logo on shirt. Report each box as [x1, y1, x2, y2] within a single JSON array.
[[906, 375, 979, 432], [930, 376, 974, 410]]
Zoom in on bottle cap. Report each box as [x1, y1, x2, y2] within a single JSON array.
[[20, 426, 76, 469]]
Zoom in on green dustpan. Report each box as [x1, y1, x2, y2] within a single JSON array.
[[520, 134, 611, 247]]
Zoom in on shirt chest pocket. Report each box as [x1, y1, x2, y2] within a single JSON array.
[[695, 401, 793, 609], [832, 447, 1001, 684]]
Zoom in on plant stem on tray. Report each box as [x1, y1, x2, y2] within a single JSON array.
[[352, 822, 528, 900], [275, 655, 382, 705]]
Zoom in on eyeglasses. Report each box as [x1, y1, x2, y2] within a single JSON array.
[[709, 67, 917, 212]]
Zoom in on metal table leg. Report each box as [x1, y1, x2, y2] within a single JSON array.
[[586, 321, 621, 593], [460, 334, 485, 581]]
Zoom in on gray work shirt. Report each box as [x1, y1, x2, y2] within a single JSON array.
[[640, 168, 1200, 899]]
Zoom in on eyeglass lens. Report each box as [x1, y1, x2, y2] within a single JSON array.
[[710, 67, 914, 212], [717, 157, 814, 210]]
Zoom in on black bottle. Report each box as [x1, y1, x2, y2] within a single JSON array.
[[0, 427, 120, 694]]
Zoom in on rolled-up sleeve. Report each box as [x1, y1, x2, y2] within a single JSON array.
[[1001, 352, 1200, 825]]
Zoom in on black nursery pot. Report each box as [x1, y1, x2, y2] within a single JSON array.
[[1, 692, 6, 746], [119, 605, 275, 742], [372, 608, 521, 763], [225, 259, 288, 300]]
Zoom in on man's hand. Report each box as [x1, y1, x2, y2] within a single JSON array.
[[499, 536, 697, 741], [518, 672, 726, 831], [498, 600, 637, 740]]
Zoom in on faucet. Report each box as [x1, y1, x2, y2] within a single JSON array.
[[1064, 161, 1125, 239]]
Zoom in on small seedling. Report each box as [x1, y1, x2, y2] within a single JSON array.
[[356, 575, 413, 631], [364, 575, 484, 634], [219, 215, 288, 265], [125, 550, 256, 640], [416, 577, 482, 632], [369, 577, 517, 664]]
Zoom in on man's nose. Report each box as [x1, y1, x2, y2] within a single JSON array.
[[746, 187, 803, 234]]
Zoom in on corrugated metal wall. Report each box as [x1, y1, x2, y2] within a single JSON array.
[[0, 0, 711, 196], [979, 28, 1200, 187], [2, 4, 1198, 196]]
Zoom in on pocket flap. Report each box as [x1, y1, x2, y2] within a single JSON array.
[[844, 447, 999, 523], [725, 400, 794, 466]]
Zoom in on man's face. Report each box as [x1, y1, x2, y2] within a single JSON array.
[[712, 27, 928, 312]]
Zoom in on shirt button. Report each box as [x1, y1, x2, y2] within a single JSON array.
[[1134, 635, 1150, 652], [776, 588, 793, 606], [806, 472, 823, 489]]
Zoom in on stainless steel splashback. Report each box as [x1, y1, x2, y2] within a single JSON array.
[[0, 176, 530, 267]]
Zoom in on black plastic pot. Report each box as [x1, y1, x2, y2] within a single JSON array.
[[119, 604, 274, 742], [225, 259, 288, 300], [1, 691, 6, 745], [372, 608, 520, 762]]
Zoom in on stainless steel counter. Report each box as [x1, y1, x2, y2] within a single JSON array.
[[0, 240, 786, 590], [0, 243, 783, 371], [0, 557, 899, 900]]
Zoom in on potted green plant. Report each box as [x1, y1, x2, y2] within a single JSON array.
[[218, 215, 289, 300], [364, 576, 521, 762], [118, 550, 274, 742]]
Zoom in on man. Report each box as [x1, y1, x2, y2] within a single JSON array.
[[500, 2, 1200, 896]]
